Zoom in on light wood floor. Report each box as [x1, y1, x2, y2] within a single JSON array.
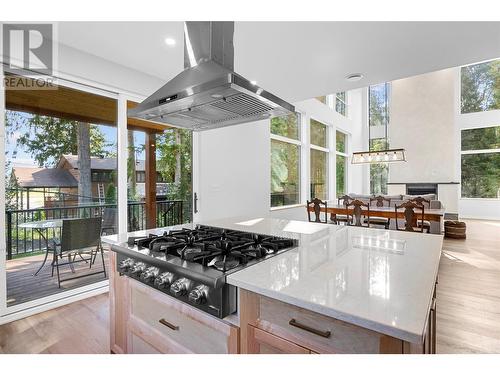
[[0, 294, 109, 354], [437, 219, 500, 353], [1, 219, 499, 354], [6, 249, 109, 307]]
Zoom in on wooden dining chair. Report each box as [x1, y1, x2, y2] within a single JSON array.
[[333, 194, 353, 225], [346, 199, 370, 227], [409, 197, 431, 232], [395, 201, 428, 233], [307, 198, 328, 224], [365, 195, 391, 229]]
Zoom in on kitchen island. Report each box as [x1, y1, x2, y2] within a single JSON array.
[[103, 217, 442, 354]]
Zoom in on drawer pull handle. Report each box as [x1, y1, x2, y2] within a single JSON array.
[[159, 318, 179, 331], [289, 319, 331, 338]]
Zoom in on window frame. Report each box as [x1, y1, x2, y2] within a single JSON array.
[[459, 58, 500, 115], [460, 124, 500, 200], [270, 113, 302, 209], [335, 130, 349, 199], [309, 117, 330, 201], [335, 92, 349, 117]]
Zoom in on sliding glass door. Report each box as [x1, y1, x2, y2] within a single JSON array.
[[1, 69, 118, 313]]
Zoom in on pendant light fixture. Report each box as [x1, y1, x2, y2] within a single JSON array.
[[351, 148, 406, 164]]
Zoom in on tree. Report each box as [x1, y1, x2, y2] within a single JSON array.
[[5, 111, 111, 202], [156, 128, 192, 220], [461, 60, 500, 113], [5, 112, 109, 167]]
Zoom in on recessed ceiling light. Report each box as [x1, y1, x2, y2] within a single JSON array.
[[164, 37, 176, 47], [346, 73, 364, 82]]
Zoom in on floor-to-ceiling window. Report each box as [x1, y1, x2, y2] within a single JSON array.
[[310, 118, 329, 200], [459, 59, 500, 201], [3, 73, 117, 308], [126, 125, 192, 230], [336, 131, 348, 197], [369, 83, 390, 195], [270, 113, 301, 207]]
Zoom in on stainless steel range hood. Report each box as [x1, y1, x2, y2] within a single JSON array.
[[128, 22, 295, 131]]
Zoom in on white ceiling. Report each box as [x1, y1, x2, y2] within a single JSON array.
[[57, 21, 500, 102]]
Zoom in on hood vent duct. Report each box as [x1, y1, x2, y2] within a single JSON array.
[[128, 22, 295, 131]]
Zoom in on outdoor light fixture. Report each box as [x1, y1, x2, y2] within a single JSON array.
[[351, 148, 406, 164]]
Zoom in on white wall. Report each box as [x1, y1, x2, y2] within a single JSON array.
[[387, 67, 500, 220], [57, 43, 164, 97], [196, 91, 366, 222], [196, 120, 271, 222], [388, 69, 457, 183]]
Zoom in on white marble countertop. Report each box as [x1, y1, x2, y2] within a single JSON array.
[[205, 217, 442, 344], [103, 217, 442, 343]]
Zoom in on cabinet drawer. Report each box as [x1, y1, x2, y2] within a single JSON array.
[[129, 332, 162, 354], [257, 296, 384, 354], [129, 279, 238, 354], [247, 325, 310, 354]]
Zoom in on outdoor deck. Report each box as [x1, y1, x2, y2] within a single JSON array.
[[6, 247, 109, 307]]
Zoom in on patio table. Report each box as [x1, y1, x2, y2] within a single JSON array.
[[18, 219, 63, 276]]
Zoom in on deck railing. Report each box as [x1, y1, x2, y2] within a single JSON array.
[[5, 200, 184, 260]]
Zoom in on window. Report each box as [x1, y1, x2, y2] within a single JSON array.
[[316, 96, 327, 104], [461, 59, 500, 114], [310, 119, 328, 200], [270, 114, 301, 207], [136, 171, 146, 183], [461, 126, 500, 198], [335, 92, 348, 117], [336, 131, 348, 197], [369, 83, 390, 195]]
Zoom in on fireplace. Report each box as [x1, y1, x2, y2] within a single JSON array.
[[406, 183, 438, 196]]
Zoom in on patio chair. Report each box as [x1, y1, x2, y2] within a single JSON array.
[[101, 207, 117, 235], [50, 217, 107, 288]]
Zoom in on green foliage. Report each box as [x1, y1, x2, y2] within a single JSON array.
[[105, 183, 117, 204], [336, 155, 346, 196], [461, 126, 500, 198], [270, 113, 299, 140], [271, 139, 299, 206], [461, 60, 500, 114], [5, 110, 111, 167], [369, 83, 390, 195], [156, 129, 192, 221]]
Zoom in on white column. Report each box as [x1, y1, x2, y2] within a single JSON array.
[[191, 132, 201, 223], [0, 64, 7, 315], [117, 95, 128, 235], [300, 112, 309, 203]]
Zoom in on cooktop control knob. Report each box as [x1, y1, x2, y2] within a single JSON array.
[[118, 258, 134, 272], [188, 285, 208, 305], [170, 278, 192, 297], [130, 262, 146, 276], [154, 272, 174, 289], [140, 266, 159, 283]]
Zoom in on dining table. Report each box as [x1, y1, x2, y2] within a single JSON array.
[[18, 219, 63, 276], [308, 202, 446, 234]]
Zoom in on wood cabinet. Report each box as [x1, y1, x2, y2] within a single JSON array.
[[247, 325, 311, 354], [109, 252, 239, 354], [240, 289, 434, 354]]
